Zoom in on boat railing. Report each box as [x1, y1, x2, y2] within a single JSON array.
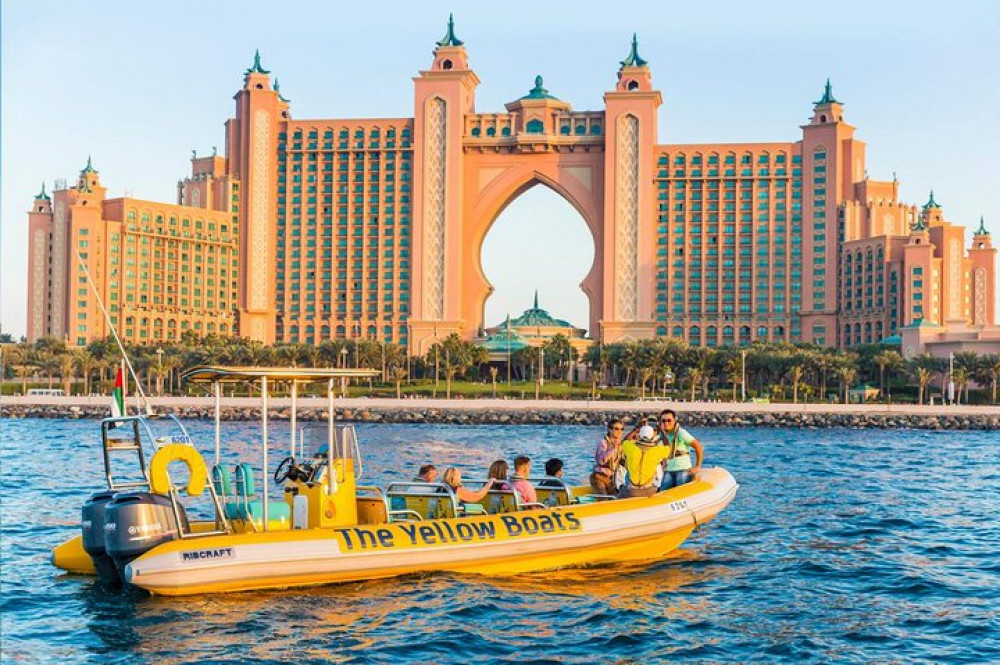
[[162, 462, 231, 539], [357, 485, 423, 523], [385, 481, 461, 520], [100, 416, 153, 491]]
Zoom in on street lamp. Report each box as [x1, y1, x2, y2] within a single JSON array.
[[535, 347, 545, 399], [352, 324, 360, 369], [379, 334, 386, 383], [433, 326, 440, 392], [741, 349, 747, 402], [155, 348, 164, 396], [947, 351, 955, 405]]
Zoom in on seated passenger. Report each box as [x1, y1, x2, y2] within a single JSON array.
[[656, 409, 704, 491], [591, 419, 624, 496], [443, 467, 495, 504], [544, 458, 564, 479], [618, 426, 672, 499], [487, 459, 511, 490], [414, 464, 438, 483], [510, 456, 538, 505]]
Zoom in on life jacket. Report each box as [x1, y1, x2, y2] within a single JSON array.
[[622, 439, 670, 487]]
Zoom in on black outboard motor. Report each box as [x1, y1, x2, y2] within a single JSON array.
[[103, 492, 188, 579], [81, 490, 121, 584]]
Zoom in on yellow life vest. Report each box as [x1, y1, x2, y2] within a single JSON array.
[[621, 440, 671, 487]]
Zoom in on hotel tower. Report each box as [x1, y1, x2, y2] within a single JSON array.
[[27, 18, 996, 353]]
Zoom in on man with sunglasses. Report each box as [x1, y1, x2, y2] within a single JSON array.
[[656, 409, 704, 490]]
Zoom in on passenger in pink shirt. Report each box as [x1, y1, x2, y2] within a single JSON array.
[[510, 455, 538, 506]]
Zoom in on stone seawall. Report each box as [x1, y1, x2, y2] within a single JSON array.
[[3, 404, 997, 430]]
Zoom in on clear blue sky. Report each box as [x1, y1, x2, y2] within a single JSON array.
[[3, 0, 998, 339]]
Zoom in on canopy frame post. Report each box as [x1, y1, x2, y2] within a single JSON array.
[[213, 380, 221, 465], [328, 378, 336, 495], [290, 380, 298, 459], [261, 375, 269, 531]]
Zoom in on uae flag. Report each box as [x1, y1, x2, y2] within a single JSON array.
[[111, 365, 125, 419]]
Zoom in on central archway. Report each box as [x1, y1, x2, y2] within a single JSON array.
[[460, 157, 606, 339], [480, 185, 595, 332]]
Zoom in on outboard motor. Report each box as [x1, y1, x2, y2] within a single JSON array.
[[103, 492, 188, 579], [81, 490, 120, 584]]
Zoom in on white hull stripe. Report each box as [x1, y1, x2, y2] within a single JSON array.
[[128, 470, 739, 591]]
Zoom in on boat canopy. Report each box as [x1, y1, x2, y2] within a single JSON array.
[[182, 366, 380, 383]]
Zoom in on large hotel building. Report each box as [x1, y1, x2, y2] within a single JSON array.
[[26, 19, 996, 354]]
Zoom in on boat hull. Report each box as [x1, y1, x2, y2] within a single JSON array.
[[122, 467, 738, 596]]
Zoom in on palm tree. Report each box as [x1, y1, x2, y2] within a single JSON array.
[[973, 354, 1000, 405], [786, 364, 805, 404], [57, 352, 76, 395], [724, 356, 741, 401], [952, 352, 978, 403], [686, 366, 704, 402], [73, 348, 97, 396], [873, 350, 896, 399], [914, 366, 934, 405], [489, 366, 499, 397], [8, 343, 37, 394], [836, 365, 857, 404], [389, 364, 408, 399], [811, 352, 835, 402], [952, 367, 970, 405]]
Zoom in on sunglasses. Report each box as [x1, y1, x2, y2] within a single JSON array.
[[610, 425, 624, 430], [660, 418, 675, 423]]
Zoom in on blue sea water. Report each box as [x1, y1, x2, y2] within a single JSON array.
[[1, 418, 998, 665]]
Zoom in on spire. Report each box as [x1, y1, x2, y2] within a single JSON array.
[[245, 49, 270, 75], [36, 182, 50, 201], [911, 214, 928, 232], [923, 190, 941, 209], [81, 155, 96, 174], [815, 78, 840, 105], [521, 75, 558, 100], [620, 33, 648, 67], [976, 216, 990, 235], [274, 77, 289, 102], [533, 290, 539, 309], [435, 13, 463, 48]]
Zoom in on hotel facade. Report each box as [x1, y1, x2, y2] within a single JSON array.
[[26, 19, 996, 353]]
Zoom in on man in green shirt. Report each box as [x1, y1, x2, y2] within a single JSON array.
[[656, 409, 704, 491]]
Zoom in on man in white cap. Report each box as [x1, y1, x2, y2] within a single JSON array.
[[618, 424, 673, 499]]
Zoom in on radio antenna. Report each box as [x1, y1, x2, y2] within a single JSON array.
[[73, 246, 153, 416]]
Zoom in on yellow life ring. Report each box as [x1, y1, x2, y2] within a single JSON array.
[[149, 443, 208, 496]]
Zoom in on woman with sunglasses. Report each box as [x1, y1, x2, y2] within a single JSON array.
[[590, 418, 625, 495], [656, 409, 704, 490]]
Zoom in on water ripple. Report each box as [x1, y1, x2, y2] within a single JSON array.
[[1, 420, 998, 664]]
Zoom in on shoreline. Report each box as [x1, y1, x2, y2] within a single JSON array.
[[2, 396, 997, 429]]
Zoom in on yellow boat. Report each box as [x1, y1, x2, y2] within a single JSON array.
[[52, 367, 738, 596]]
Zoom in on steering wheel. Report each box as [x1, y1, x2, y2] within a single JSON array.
[[274, 456, 295, 483], [288, 461, 314, 483]]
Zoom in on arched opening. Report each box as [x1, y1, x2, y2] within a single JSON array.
[[480, 185, 594, 336]]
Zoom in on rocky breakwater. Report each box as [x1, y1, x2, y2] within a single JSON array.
[[3, 403, 998, 430]]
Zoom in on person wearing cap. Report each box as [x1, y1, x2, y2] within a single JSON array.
[[618, 425, 673, 499], [655, 409, 703, 491]]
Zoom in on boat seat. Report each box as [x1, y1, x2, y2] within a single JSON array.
[[484, 489, 518, 514], [386, 482, 460, 520], [221, 462, 291, 530], [212, 464, 235, 498], [534, 479, 573, 507], [459, 502, 486, 516]]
